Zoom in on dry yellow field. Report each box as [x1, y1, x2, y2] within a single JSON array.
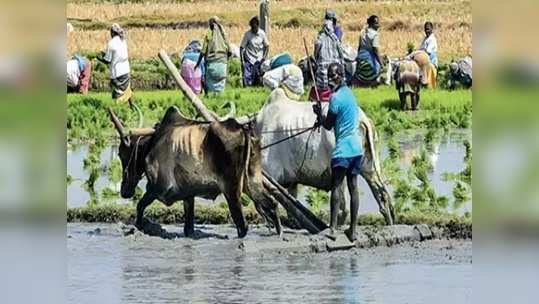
[[67, 0, 471, 62]]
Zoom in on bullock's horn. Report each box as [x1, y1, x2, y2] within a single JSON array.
[[127, 127, 155, 137], [130, 102, 144, 128], [108, 107, 130, 146], [108, 107, 125, 138], [219, 101, 236, 121]]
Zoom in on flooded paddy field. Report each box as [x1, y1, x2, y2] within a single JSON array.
[[68, 223, 471, 304], [67, 129, 471, 214]]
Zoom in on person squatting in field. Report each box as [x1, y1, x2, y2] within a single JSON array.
[[313, 63, 363, 242], [240, 16, 269, 86], [66, 54, 92, 95], [97, 23, 133, 104], [195, 16, 232, 94]]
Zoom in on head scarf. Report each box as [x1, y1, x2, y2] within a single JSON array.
[[206, 16, 230, 55], [184, 40, 202, 54], [111, 23, 126, 40], [325, 9, 337, 21], [209, 16, 226, 37]]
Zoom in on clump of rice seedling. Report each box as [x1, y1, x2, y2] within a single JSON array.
[[306, 188, 329, 216]]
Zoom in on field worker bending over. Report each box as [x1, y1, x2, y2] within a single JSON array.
[[67, 54, 92, 95], [448, 56, 472, 89], [355, 15, 382, 84], [311, 19, 344, 101], [195, 16, 231, 94], [240, 16, 269, 86], [313, 63, 363, 242], [403, 22, 438, 88], [98, 23, 132, 103], [262, 53, 304, 100], [181, 40, 205, 95]]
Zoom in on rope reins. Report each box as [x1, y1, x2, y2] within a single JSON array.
[[124, 136, 142, 178], [260, 124, 318, 150]]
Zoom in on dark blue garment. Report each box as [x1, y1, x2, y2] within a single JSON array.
[[334, 25, 343, 41], [331, 155, 362, 175], [243, 60, 263, 86]]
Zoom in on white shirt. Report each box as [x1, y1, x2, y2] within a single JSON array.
[[240, 29, 269, 64], [66, 59, 80, 87], [420, 34, 438, 56], [263, 64, 304, 97], [104, 36, 130, 79]]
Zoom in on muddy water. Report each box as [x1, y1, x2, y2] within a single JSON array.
[[67, 129, 471, 213], [68, 223, 471, 303]]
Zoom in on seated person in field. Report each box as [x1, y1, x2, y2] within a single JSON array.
[[240, 16, 269, 86], [355, 15, 383, 84], [262, 53, 304, 100], [311, 19, 344, 101], [67, 54, 92, 95], [181, 40, 204, 94], [448, 56, 472, 89]]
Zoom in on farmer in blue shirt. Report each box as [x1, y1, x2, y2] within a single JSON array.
[[313, 62, 363, 242]]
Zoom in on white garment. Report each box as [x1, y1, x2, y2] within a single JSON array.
[[104, 36, 130, 79], [66, 59, 80, 88], [240, 29, 269, 64], [420, 34, 438, 56], [263, 64, 304, 97]]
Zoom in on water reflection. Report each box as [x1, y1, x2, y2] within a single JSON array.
[[67, 129, 472, 213]]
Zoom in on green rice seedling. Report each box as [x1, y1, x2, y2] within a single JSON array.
[[306, 188, 329, 216], [107, 159, 123, 184], [452, 181, 470, 210], [101, 188, 119, 201]]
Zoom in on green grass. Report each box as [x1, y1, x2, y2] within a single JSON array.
[[67, 83, 471, 222], [67, 85, 471, 143], [67, 201, 471, 231]]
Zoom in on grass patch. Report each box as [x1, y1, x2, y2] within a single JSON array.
[[67, 85, 471, 143], [67, 202, 471, 233]]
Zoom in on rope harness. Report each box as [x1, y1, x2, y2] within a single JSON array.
[[259, 122, 320, 179], [124, 136, 142, 179], [260, 124, 317, 150]]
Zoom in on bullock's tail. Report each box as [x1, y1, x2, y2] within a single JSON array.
[[240, 127, 252, 192], [359, 111, 384, 182]]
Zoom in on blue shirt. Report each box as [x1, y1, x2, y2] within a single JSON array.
[[328, 85, 363, 159]]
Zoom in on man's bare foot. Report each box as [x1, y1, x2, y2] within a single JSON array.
[[321, 228, 337, 241], [344, 227, 357, 243]]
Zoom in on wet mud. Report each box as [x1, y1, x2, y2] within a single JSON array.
[[68, 222, 472, 303]]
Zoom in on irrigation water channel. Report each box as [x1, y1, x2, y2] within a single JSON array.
[[67, 129, 472, 303]]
